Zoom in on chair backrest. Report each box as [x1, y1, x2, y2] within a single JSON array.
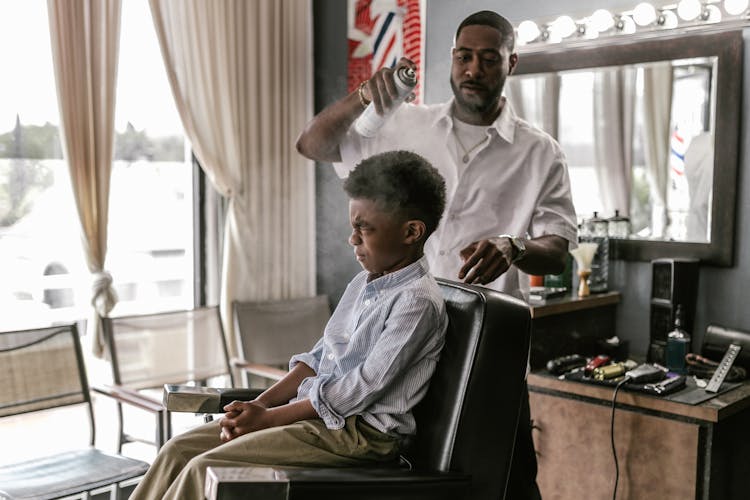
[[103, 306, 232, 390], [410, 279, 531, 500], [0, 323, 94, 442], [232, 296, 331, 366]]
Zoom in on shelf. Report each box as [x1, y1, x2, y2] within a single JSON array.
[[529, 291, 620, 319]]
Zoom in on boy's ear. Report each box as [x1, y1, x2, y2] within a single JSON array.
[[404, 220, 427, 244]]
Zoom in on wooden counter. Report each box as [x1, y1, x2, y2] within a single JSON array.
[[528, 372, 750, 499]]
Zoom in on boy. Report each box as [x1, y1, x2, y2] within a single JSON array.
[[131, 150, 448, 499]]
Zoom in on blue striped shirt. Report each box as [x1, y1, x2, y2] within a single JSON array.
[[289, 257, 447, 436]]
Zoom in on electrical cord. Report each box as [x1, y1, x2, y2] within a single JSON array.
[[610, 376, 631, 500]]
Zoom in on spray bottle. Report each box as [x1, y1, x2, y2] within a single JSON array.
[[355, 67, 417, 137]]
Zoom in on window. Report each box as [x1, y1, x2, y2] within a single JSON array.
[[109, 0, 193, 315], [0, 0, 194, 331]]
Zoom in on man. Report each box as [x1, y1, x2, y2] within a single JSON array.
[[297, 10, 577, 499]]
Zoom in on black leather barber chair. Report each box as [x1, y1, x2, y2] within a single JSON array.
[[165, 278, 532, 500]]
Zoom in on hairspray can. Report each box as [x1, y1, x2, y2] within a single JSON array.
[[355, 67, 417, 137]]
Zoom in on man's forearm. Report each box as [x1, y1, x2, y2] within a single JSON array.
[[515, 235, 569, 276], [296, 90, 364, 163]]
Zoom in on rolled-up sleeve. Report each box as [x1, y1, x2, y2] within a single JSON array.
[[289, 337, 324, 373], [531, 144, 578, 250]]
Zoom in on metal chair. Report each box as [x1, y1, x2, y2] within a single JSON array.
[[0, 323, 149, 499], [96, 306, 233, 452], [231, 296, 331, 385]]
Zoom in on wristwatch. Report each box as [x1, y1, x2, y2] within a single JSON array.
[[498, 234, 526, 264]]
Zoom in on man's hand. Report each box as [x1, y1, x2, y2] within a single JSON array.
[[458, 236, 514, 285], [219, 400, 269, 442], [363, 57, 417, 116]]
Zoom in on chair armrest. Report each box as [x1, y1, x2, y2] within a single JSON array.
[[163, 384, 265, 413], [92, 384, 165, 413], [231, 358, 287, 381], [205, 466, 471, 500]]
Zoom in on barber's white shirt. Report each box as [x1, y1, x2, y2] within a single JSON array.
[[336, 97, 577, 299]]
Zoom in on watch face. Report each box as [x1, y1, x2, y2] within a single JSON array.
[[511, 237, 525, 262]]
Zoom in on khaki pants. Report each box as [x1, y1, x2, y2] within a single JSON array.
[[131, 416, 401, 500]]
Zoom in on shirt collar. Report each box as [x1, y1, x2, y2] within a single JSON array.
[[432, 96, 517, 144], [366, 256, 430, 293]]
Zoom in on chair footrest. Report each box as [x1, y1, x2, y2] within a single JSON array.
[[205, 466, 472, 500], [163, 385, 265, 413], [0, 449, 148, 500]]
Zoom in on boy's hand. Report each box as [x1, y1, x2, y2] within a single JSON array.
[[219, 400, 269, 442]]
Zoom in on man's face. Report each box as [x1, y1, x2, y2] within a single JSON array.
[[450, 24, 517, 116], [348, 198, 411, 276]]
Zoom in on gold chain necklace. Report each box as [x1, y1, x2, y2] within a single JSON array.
[[453, 128, 488, 163]]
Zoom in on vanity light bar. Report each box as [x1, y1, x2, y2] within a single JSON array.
[[516, 0, 749, 45]]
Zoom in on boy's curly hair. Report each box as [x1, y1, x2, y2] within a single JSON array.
[[344, 150, 446, 236]]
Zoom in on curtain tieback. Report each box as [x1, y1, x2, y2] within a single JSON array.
[[91, 270, 118, 316]]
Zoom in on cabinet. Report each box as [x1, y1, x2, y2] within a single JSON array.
[[528, 373, 750, 499]]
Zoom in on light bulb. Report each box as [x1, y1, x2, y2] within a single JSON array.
[[590, 9, 615, 32], [584, 21, 600, 39], [633, 2, 657, 25], [550, 15, 577, 39], [701, 4, 722, 22], [658, 10, 679, 28], [725, 0, 750, 15], [677, 0, 702, 20], [616, 15, 637, 34], [517, 20, 540, 44]]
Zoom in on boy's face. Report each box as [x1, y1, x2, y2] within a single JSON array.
[[348, 198, 414, 276]]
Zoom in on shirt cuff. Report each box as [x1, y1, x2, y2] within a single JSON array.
[[289, 352, 320, 373], [307, 375, 345, 430]]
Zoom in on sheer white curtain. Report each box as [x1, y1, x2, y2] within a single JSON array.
[[642, 63, 673, 238], [505, 74, 560, 139], [47, 0, 121, 356], [592, 67, 635, 216], [150, 0, 315, 357]]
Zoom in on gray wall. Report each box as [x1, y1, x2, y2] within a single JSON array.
[[313, 0, 361, 303], [313, 0, 750, 358]]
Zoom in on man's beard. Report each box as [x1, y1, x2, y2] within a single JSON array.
[[450, 76, 505, 115]]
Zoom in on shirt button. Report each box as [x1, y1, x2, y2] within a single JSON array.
[[439, 250, 445, 256], [327, 353, 334, 360], [364, 299, 371, 306]]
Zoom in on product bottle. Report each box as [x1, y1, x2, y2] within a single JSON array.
[[354, 67, 417, 137], [665, 305, 691, 375], [580, 212, 609, 293]]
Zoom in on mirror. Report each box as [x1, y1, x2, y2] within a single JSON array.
[[510, 30, 742, 266]]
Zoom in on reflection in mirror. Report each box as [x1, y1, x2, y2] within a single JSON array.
[[506, 56, 716, 243], [508, 29, 741, 266]]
